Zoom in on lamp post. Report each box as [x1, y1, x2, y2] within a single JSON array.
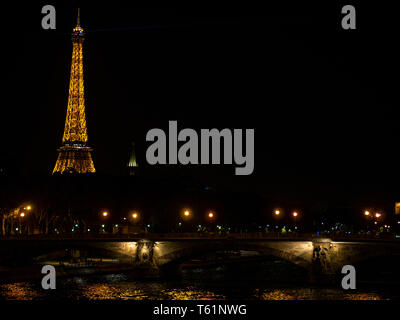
[[363, 210, 371, 233], [273, 209, 281, 234], [19, 212, 25, 234], [292, 211, 298, 230], [207, 211, 215, 233], [101, 211, 109, 233], [374, 212, 382, 233], [132, 212, 139, 223], [181, 209, 192, 232]]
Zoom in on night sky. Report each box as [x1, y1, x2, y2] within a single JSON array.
[[1, 1, 399, 203]]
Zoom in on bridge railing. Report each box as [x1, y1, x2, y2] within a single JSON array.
[[1, 232, 398, 241]]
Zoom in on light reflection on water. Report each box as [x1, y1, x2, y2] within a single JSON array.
[[0, 259, 395, 301], [164, 287, 225, 300], [254, 288, 385, 300], [0, 283, 45, 300], [80, 284, 148, 300], [0, 277, 389, 301]]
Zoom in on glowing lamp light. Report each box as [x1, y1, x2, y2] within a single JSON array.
[[132, 212, 138, 219], [184, 210, 190, 217], [375, 213, 381, 218], [20, 213, 25, 217], [102, 211, 108, 217], [208, 212, 214, 218], [293, 212, 298, 217], [364, 211, 370, 216], [274, 210, 280, 215]]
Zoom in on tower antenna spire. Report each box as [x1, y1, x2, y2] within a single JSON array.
[[77, 8, 80, 27]]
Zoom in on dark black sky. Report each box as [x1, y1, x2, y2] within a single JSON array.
[[1, 1, 399, 200]]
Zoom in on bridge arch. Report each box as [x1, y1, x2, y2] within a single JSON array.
[[154, 241, 312, 274], [0, 241, 137, 265]]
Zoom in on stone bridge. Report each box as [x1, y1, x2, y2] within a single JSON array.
[[1, 236, 400, 283]]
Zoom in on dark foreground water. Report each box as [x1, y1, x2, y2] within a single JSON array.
[[0, 259, 399, 300]]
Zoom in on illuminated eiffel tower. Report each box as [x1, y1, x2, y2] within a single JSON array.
[[53, 9, 95, 174]]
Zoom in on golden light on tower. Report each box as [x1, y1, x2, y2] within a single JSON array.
[[53, 8, 95, 175]]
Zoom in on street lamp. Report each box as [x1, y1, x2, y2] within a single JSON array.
[[292, 211, 298, 217], [18, 212, 26, 234], [131, 211, 139, 222], [375, 213, 381, 218], [208, 212, 214, 219], [274, 210, 280, 216], [364, 210, 370, 216], [102, 211, 109, 217], [184, 210, 190, 217]]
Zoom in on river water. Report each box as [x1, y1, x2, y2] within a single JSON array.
[[0, 259, 398, 300]]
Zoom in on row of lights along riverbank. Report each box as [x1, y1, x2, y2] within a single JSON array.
[[101, 209, 215, 221], [99, 208, 393, 222], [14, 205, 398, 232], [15, 206, 392, 224]]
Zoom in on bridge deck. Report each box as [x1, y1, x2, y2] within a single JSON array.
[[0, 233, 399, 243]]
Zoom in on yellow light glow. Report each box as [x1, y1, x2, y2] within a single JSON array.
[[293, 212, 298, 217], [375, 213, 381, 218], [184, 210, 190, 217], [102, 211, 108, 217], [132, 212, 138, 219], [20, 213, 25, 217], [364, 211, 370, 216], [26, 206, 31, 211], [274, 210, 280, 215], [208, 212, 214, 218]]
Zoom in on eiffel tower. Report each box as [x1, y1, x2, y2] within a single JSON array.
[[53, 9, 95, 174]]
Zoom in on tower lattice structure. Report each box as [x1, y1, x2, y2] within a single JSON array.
[[53, 10, 95, 174]]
